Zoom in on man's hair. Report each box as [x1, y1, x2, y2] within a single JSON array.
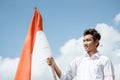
[[83, 28, 101, 47]]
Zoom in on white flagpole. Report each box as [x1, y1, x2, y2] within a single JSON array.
[[51, 65, 57, 80]]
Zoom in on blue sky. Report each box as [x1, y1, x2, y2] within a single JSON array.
[[0, 0, 120, 58], [1, 0, 120, 80]]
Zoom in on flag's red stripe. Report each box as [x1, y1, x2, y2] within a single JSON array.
[[15, 8, 42, 80]]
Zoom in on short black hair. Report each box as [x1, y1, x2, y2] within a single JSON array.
[[83, 28, 101, 47]]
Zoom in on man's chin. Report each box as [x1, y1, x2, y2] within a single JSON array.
[[85, 49, 90, 52], [85, 49, 88, 51]]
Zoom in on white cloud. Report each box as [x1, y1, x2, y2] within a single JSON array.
[[56, 38, 85, 71], [0, 57, 19, 80], [114, 13, 120, 25]]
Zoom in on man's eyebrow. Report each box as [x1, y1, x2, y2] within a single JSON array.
[[83, 37, 93, 39]]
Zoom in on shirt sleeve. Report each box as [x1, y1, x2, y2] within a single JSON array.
[[60, 58, 78, 80], [103, 58, 115, 80]]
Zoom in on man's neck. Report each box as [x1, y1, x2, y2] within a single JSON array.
[[87, 50, 97, 57]]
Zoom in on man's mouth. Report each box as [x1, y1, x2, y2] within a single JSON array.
[[84, 45, 88, 48]]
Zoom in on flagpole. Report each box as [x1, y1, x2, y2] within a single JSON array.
[[51, 65, 57, 80]]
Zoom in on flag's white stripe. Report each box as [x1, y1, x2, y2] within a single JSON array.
[[31, 31, 52, 79], [32, 31, 52, 59]]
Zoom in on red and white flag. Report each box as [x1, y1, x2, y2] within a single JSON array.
[[15, 8, 52, 80]]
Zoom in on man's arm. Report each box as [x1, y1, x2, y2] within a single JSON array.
[[47, 57, 62, 78], [103, 58, 115, 80]]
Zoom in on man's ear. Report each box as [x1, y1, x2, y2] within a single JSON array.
[[95, 40, 99, 47]]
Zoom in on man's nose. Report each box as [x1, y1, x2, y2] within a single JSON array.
[[83, 41, 87, 46]]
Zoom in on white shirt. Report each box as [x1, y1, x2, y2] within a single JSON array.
[[60, 52, 114, 80]]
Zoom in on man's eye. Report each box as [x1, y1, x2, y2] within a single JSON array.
[[83, 38, 91, 42], [86, 39, 90, 41]]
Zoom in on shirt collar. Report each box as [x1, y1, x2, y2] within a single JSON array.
[[85, 51, 100, 59]]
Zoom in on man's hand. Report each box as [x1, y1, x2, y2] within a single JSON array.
[[47, 57, 55, 66], [47, 57, 62, 78]]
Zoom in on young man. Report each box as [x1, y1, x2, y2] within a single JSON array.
[[47, 28, 114, 80]]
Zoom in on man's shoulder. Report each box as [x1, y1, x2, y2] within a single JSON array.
[[74, 55, 85, 61], [99, 53, 110, 60], [99, 53, 112, 65]]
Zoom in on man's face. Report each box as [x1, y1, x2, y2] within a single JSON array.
[[83, 34, 98, 52]]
